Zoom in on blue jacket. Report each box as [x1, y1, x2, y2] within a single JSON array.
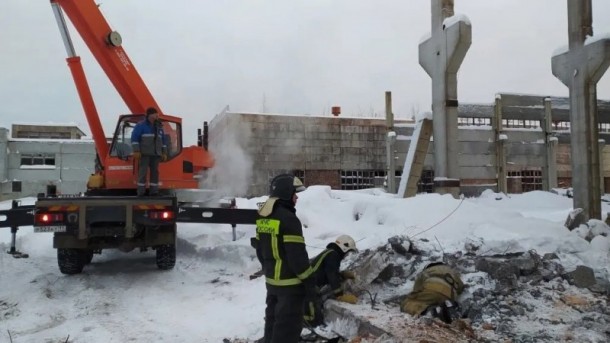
[[131, 120, 167, 156]]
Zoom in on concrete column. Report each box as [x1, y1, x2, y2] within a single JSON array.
[[419, 0, 471, 197], [385, 91, 396, 193], [0, 128, 8, 183], [599, 139, 605, 195], [551, 0, 610, 220], [494, 96, 507, 193], [543, 98, 558, 191], [398, 118, 434, 198]]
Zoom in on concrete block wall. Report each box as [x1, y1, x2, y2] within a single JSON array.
[[208, 111, 578, 197], [209, 113, 392, 196], [207, 93, 610, 197]]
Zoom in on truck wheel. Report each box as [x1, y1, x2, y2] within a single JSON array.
[[156, 244, 176, 270], [83, 250, 94, 264], [58, 248, 85, 275]]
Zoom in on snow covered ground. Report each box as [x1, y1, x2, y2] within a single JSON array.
[[1, 188, 609, 342]]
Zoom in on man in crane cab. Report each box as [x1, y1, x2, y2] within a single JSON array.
[[131, 107, 167, 196], [304, 235, 359, 328]]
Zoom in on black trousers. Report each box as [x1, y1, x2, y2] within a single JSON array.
[[263, 292, 305, 343]]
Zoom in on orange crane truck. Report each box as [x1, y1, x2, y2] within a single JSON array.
[[0, 0, 257, 274]]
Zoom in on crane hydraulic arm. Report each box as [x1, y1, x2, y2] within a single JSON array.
[[51, 0, 159, 116], [50, 0, 213, 192]]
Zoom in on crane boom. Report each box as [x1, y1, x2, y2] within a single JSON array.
[[51, 0, 161, 115], [50, 0, 213, 192]]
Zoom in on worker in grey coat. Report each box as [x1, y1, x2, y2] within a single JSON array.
[[131, 107, 167, 196]]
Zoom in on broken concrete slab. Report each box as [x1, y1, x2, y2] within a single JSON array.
[[565, 265, 596, 288], [324, 301, 476, 342], [564, 208, 586, 230]]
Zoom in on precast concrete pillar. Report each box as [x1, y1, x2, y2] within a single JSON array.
[[494, 96, 507, 193], [419, 0, 471, 197], [543, 98, 558, 191], [0, 128, 8, 183], [385, 91, 396, 193], [599, 139, 605, 195], [552, 0, 610, 220]]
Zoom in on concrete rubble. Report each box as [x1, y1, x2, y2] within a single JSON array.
[[319, 235, 610, 343]]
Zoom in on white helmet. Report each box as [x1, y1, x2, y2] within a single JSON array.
[[334, 235, 358, 253]]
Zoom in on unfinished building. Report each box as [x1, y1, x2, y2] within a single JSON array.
[[209, 93, 610, 197]]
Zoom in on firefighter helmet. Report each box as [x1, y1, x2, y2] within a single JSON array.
[[269, 174, 306, 200], [333, 234, 358, 253]]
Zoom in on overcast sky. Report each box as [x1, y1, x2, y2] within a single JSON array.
[[1, 0, 609, 144]]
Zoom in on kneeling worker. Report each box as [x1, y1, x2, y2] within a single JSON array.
[[304, 234, 359, 327], [400, 262, 464, 324]]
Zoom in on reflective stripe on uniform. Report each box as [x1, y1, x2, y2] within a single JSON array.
[[256, 218, 311, 286], [272, 234, 281, 280], [310, 250, 333, 273], [256, 219, 284, 282], [307, 249, 335, 289], [303, 301, 315, 321], [283, 235, 304, 244], [265, 277, 302, 286], [297, 266, 314, 280]]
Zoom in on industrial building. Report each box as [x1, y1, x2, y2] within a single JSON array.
[[209, 93, 610, 197], [0, 124, 94, 201], [3, 93, 610, 200]]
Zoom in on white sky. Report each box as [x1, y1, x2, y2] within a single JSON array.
[[1, 188, 609, 342], [1, 0, 610, 144]]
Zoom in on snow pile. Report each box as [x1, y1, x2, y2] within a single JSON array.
[[1, 189, 609, 342]]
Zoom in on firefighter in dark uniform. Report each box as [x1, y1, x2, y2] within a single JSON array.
[[304, 235, 359, 327], [253, 174, 314, 343]]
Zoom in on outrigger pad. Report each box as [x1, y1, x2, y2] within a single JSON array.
[[8, 251, 29, 258]]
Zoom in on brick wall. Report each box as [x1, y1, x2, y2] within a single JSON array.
[[305, 170, 340, 189]]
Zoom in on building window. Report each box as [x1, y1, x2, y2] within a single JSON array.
[[417, 169, 435, 193], [12, 181, 22, 192], [502, 119, 541, 129], [340, 170, 385, 190], [20, 153, 56, 167], [521, 169, 542, 192], [552, 121, 570, 131], [508, 170, 542, 193], [458, 117, 491, 126]]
